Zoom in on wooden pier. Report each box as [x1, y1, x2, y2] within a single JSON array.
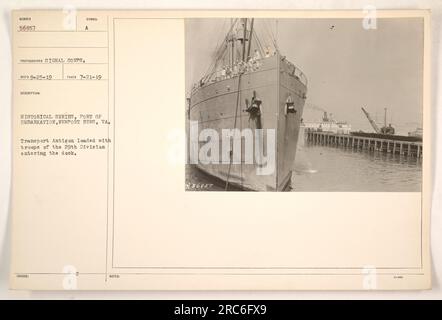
[[306, 131, 423, 158]]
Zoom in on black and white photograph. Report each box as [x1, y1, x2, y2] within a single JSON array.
[[185, 17, 423, 192]]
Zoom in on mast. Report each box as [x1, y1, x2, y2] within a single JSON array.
[[241, 18, 247, 61], [246, 18, 254, 60], [230, 18, 234, 67]]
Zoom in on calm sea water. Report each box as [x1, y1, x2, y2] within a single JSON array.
[[293, 143, 422, 192], [186, 141, 422, 192]]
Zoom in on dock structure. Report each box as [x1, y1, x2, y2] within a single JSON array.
[[306, 131, 423, 158]]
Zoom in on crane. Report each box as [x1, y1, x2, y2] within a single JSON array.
[[361, 107, 395, 135], [361, 107, 380, 133]]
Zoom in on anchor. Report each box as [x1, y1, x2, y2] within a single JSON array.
[[244, 90, 262, 129], [285, 95, 297, 115], [244, 90, 262, 117]]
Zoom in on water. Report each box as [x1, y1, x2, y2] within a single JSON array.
[[185, 142, 422, 192], [293, 143, 422, 192]]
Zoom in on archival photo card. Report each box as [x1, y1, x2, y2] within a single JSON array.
[[10, 10, 431, 291]]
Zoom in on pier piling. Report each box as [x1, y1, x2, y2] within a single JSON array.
[[305, 130, 422, 158]]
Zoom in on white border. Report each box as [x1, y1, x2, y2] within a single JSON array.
[[0, 0, 441, 299]]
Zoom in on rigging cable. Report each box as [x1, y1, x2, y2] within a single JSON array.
[[202, 19, 238, 81], [224, 67, 243, 191], [263, 19, 280, 54], [225, 18, 248, 190], [253, 29, 265, 56], [200, 19, 228, 79]]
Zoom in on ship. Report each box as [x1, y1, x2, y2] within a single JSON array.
[[408, 127, 423, 138], [187, 18, 307, 191], [350, 107, 422, 142], [303, 111, 352, 135]]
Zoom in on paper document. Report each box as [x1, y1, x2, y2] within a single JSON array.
[[10, 10, 431, 290]]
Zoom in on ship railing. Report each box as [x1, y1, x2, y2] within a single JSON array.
[[191, 62, 255, 94], [190, 56, 277, 94], [191, 57, 308, 94], [285, 60, 308, 87]]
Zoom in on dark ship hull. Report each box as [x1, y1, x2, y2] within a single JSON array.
[[189, 54, 307, 191]]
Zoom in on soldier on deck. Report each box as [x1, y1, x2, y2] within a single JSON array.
[[226, 65, 232, 79], [221, 66, 226, 80], [265, 46, 271, 58]]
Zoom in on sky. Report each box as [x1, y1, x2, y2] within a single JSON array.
[[185, 18, 424, 135]]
